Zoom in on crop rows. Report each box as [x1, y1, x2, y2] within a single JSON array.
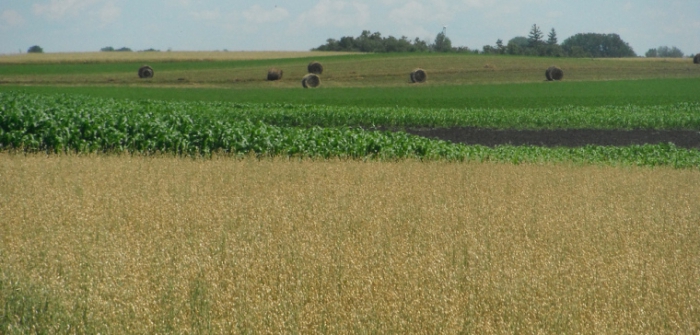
[[1, 91, 699, 168]]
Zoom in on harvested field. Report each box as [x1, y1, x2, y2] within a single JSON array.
[[0, 51, 355, 64]]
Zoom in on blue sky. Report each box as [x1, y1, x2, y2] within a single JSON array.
[[1, 0, 699, 56]]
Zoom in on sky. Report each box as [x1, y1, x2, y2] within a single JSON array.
[[1, 0, 699, 56]]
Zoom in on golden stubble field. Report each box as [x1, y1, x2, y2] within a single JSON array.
[[2, 51, 699, 89], [0, 51, 355, 64], [1, 154, 699, 333]]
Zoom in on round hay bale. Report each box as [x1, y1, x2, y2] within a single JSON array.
[[301, 73, 320, 88], [138, 65, 154, 79], [410, 68, 427, 83], [694, 53, 700, 64], [307, 61, 324, 75], [267, 68, 283, 81], [546, 66, 563, 81]]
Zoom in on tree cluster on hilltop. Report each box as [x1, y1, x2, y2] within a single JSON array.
[[312, 29, 473, 53], [645, 46, 685, 58], [314, 25, 642, 58], [483, 25, 637, 58]]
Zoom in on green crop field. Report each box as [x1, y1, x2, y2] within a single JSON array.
[[2, 51, 700, 334], [2, 52, 700, 108]]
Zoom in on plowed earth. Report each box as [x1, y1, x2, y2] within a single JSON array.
[[400, 128, 700, 149]]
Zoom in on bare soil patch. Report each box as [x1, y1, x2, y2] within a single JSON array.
[[401, 127, 700, 148]]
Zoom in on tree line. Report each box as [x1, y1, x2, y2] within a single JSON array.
[[313, 25, 691, 58]]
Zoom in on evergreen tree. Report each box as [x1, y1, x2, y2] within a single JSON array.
[[528, 24, 544, 47], [547, 28, 558, 45]]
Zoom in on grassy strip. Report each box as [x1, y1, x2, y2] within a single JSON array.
[[2, 77, 700, 109], [1, 92, 699, 167]]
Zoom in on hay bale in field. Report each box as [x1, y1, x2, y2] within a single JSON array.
[[138, 65, 154, 79], [546, 66, 563, 81], [694, 53, 700, 64], [267, 68, 283, 81], [301, 73, 320, 88], [307, 61, 324, 74], [410, 68, 427, 83]]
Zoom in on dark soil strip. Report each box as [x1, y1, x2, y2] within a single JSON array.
[[401, 128, 700, 149]]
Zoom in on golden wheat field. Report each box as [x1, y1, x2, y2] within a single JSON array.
[[1, 153, 699, 334]]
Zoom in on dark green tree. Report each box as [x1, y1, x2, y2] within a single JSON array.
[[561, 33, 636, 57], [311, 31, 429, 52], [547, 28, 558, 45], [496, 39, 505, 54], [646, 46, 684, 58], [27, 45, 43, 53], [505, 36, 528, 55], [528, 24, 544, 47], [412, 37, 429, 52], [431, 31, 452, 52]]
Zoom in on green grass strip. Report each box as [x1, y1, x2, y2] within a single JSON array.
[[2, 77, 700, 109]]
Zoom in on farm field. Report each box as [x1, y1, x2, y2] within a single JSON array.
[[2, 52, 700, 333], [1, 155, 699, 334]]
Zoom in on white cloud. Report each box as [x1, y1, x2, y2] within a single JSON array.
[[1, 10, 26, 26], [388, 0, 455, 26], [623, 2, 633, 11], [388, 2, 424, 23], [32, 0, 121, 26], [99, 1, 121, 24], [463, 0, 497, 8], [32, 0, 98, 19], [190, 10, 221, 21], [293, 0, 370, 29], [243, 5, 289, 24]]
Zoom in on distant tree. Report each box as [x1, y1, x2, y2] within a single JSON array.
[[646, 46, 684, 58], [482, 39, 505, 55], [528, 24, 544, 47], [431, 31, 452, 52], [412, 37, 429, 52], [482, 45, 496, 54], [452, 46, 474, 53], [312, 30, 430, 53], [561, 33, 636, 57], [496, 39, 506, 54], [101, 46, 132, 52], [505, 36, 528, 55], [547, 28, 558, 45], [509, 36, 530, 48], [27, 45, 43, 53], [543, 44, 564, 57]]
